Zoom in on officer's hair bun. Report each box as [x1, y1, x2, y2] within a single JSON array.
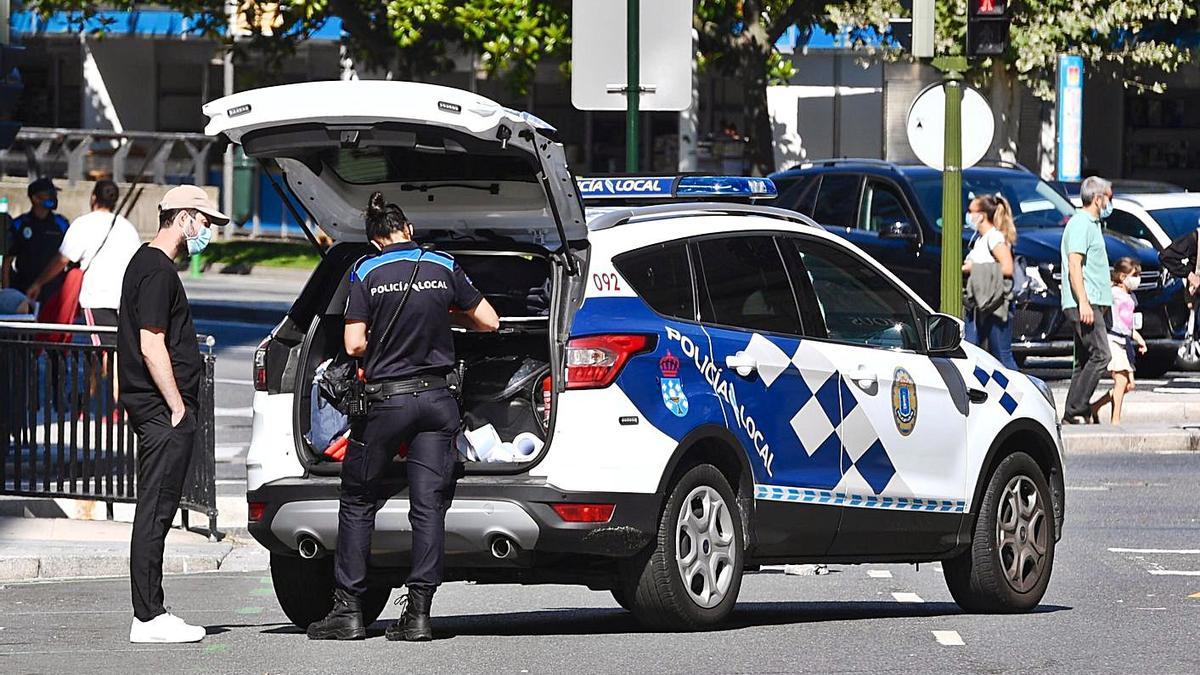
[[364, 191, 409, 241], [366, 191, 388, 218]]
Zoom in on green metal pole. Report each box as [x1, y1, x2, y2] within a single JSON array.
[[625, 0, 639, 172], [934, 57, 967, 317]]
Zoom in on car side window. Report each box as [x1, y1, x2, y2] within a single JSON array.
[[776, 175, 819, 215], [613, 242, 696, 321], [694, 235, 803, 335], [810, 174, 861, 230], [858, 179, 911, 234], [787, 238, 923, 350], [1104, 210, 1157, 249]]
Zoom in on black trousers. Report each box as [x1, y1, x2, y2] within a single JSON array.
[[1063, 305, 1112, 418], [334, 388, 460, 598], [130, 411, 196, 621]]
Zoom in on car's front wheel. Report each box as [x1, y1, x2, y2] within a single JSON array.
[[270, 553, 390, 629], [944, 452, 1056, 612], [619, 463, 744, 631]]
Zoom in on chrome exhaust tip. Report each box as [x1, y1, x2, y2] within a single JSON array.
[[489, 535, 517, 560], [297, 536, 323, 559]]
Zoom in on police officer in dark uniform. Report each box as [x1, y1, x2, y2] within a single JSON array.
[[308, 191, 499, 642], [2, 178, 69, 299]]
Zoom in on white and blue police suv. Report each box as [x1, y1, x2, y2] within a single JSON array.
[[205, 81, 1065, 631]]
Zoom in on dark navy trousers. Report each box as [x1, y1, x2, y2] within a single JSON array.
[[334, 388, 460, 597]]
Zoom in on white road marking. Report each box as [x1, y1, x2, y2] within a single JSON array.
[[1150, 387, 1200, 394], [892, 592, 924, 603], [214, 377, 254, 386], [215, 444, 247, 460], [867, 570, 893, 578], [1067, 486, 1110, 491], [214, 406, 254, 418], [932, 630, 964, 646], [1109, 548, 1200, 554], [1148, 570, 1200, 576]]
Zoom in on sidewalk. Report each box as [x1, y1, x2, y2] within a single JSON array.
[[1051, 377, 1200, 454], [0, 514, 268, 583]]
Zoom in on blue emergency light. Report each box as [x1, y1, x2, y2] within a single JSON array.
[[576, 175, 777, 201]]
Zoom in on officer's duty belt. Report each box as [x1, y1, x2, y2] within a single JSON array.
[[363, 376, 449, 402]]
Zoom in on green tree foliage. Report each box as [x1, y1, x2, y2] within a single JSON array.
[[831, 0, 1198, 99], [25, 1, 570, 94]]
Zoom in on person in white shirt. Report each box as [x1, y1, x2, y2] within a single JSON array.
[[25, 180, 141, 346]]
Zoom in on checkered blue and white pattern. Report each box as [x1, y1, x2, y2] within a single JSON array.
[[973, 365, 1023, 415], [737, 336, 900, 499]]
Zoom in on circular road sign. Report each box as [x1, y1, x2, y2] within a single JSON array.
[[906, 83, 995, 171]]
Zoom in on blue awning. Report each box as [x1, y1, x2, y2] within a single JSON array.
[[775, 24, 889, 52], [10, 9, 343, 41]]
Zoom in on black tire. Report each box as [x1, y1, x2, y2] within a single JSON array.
[[1137, 348, 1175, 378], [619, 463, 744, 631], [270, 553, 390, 629], [944, 452, 1055, 613]]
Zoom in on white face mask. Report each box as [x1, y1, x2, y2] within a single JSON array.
[[1123, 275, 1141, 291]]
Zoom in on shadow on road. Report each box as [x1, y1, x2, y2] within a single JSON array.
[[411, 602, 1072, 638]]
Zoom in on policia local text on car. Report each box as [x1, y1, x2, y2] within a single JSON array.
[[307, 191, 500, 642]]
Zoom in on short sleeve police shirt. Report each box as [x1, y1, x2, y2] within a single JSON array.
[[346, 242, 483, 381]]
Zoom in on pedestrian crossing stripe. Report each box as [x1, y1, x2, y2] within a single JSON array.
[[755, 484, 965, 512]]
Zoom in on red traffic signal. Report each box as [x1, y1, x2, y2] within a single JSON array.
[[967, 0, 1011, 56]]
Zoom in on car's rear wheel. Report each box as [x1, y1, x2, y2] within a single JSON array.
[[270, 553, 390, 629], [944, 452, 1055, 612], [619, 463, 744, 631]]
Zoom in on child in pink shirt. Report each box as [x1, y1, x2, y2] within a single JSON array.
[[1091, 258, 1147, 424]]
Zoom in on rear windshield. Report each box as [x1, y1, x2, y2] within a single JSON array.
[[908, 172, 1074, 230], [321, 147, 538, 185], [1148, 207, 1200, 241]]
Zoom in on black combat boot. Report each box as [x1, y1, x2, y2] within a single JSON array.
[[385, 586, 434, 641], [306, 589, 366, 640]]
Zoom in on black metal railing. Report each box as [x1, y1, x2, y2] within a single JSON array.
[[0, 322, 220, 538]]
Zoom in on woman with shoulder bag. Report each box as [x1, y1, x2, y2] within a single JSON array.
[[962, 193, 1019, 370]]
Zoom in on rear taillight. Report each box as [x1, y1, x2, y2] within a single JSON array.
[[551, 503, 615, 523], [248, 501, 266, 523], [565, 334, 652, 389], [541, 376, 552, 427], [253, 337, 269, 391]]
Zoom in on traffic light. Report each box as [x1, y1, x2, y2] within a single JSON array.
[[967, 0, 1011, 57]]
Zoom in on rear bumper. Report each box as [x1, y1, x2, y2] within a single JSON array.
[[247, 477, 661, 564]]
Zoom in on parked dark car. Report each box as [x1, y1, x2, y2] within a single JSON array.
[[769, 159, 1187, 376]]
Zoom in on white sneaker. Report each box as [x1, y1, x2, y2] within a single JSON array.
[[129, 612, 206, 643]]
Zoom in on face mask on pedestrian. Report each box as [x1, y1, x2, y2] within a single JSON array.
[[1123, 274, 1141, 291], [965, 211, 982, 231], [182, 213, 212, 256], [1100, 196, 1114, 219], [41, 197, 57, 211]]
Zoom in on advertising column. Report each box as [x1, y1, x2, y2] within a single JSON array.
[[1057, 54, 1084, 182]]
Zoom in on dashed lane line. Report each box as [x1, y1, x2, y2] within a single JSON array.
[[1148, 570, 1200, 576], [214, 406, 254, 418], [932, 630, 964, 646], [867, 570, 893, 578], [1108, 548, 1200, 554], [891, 592, 924, 603]]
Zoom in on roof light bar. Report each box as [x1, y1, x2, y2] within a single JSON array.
[[576, 175, 777, 201]]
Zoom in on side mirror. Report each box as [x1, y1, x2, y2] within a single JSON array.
[[880, 219, 919, 241], [927, 313, 963, 354]]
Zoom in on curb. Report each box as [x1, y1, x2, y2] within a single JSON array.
[[0, 542, 235, 583], [1062, 427, 1200, 454]]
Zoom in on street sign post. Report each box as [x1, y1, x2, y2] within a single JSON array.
[[1056, 54, 1084, 182], [571, 0, 692, 171]]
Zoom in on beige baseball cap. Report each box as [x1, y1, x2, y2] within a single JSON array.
[[158, 185, 230, 225]]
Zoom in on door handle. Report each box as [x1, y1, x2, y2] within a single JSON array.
[[968, 388, 988, 404], [725, 353, 758, 377], [849, 365, 878, 395]]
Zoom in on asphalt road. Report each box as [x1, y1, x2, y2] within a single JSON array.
[[1, 452, 1197, 674]]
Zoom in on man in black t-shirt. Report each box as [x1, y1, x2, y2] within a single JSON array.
[[118, 185, 227, 644]]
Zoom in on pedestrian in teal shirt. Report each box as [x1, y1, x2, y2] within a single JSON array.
[[1060, 176, 1114, 424]]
